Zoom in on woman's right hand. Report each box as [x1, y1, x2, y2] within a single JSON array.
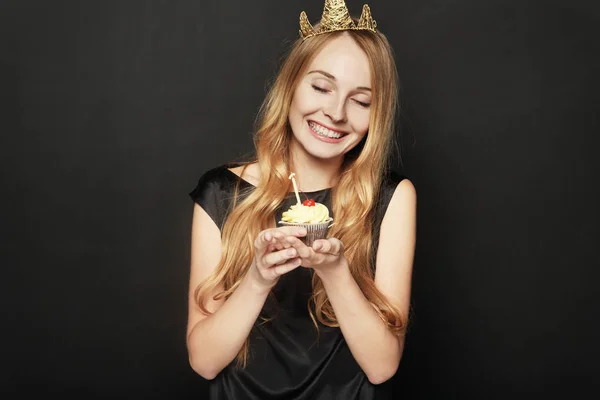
[[248, 226, 307, 292]]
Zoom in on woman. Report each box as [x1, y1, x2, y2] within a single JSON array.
[[187, 1, 416, 398]]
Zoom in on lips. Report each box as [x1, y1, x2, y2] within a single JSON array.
[[307, 120, 348, 143], [309, 120, 348, 135]]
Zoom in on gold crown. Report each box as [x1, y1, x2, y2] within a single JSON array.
[[299, 0, 377, 40]]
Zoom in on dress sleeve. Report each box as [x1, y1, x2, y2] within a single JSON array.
[[371, 169, 407, 267], [375, 169, 406, 224], [189, 166, 232, 230]]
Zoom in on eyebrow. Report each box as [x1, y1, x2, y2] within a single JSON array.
[[307, 70, 371, 92]]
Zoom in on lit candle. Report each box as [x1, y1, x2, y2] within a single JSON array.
[[288, 173, 301, 205]]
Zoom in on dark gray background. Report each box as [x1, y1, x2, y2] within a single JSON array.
[[1, 0, 599, 398]]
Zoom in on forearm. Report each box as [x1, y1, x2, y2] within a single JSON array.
[[319, 264, 403, 384], [187, 273, 269, 379]]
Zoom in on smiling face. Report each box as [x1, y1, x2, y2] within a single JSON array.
[[288, 33, 372, 162]]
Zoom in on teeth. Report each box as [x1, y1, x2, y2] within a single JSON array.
[[309, 121, 343, 139]]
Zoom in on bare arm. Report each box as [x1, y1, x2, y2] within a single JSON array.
[[186, 204, 305, 379], [287, 179, 417, 384]]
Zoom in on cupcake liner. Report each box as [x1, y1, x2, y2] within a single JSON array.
[[278, 218, 334, 246]]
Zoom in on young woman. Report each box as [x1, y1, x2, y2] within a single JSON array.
[[187, 1, 416, 398]]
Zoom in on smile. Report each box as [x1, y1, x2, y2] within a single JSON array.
[[308, 121, 348, 142]]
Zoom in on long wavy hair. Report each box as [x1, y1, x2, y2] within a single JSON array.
[[194, 27, 406, 367]]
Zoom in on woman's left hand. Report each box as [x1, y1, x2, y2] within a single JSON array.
[[286, 236, 348, 277]]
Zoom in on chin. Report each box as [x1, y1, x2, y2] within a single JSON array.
[[303, 146, 343, 161]]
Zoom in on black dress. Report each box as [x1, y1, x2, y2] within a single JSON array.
[[189, 164, 406, 400]]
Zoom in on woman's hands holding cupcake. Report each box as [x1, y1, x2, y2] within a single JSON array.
[[286, 236, 348, 278], [249, 226, 307, 292], [254, 172, 344, 282]]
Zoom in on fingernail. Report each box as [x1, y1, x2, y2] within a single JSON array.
[[294, 258, 301, 265], [287, 249, 296, 257], [298, 229, 307, 236]]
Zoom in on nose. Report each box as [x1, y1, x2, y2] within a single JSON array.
[[323, 95, 347, 123]]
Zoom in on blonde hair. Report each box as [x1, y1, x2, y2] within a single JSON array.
[[194, 28, 405, 367]]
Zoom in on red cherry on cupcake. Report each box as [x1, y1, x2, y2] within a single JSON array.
[[302, 199, 316, 207]]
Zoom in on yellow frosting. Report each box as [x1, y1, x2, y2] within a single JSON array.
[[281, 202, 330, 224]]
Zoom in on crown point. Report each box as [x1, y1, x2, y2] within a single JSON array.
[[299, 11, 316, 39], [357, 4, 377, 32], [320, 0, 355, 32], [298, 1, 378, 39]]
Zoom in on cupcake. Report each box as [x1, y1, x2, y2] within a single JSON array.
[[278, 173, 333, 246]]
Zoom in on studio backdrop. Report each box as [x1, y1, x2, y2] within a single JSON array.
[[1, 0, 599, 398]]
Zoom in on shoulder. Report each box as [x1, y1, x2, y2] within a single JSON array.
[[189, 163, 246, 230], [190, 163, 246, 198], [194, 164, 236, 189], [228, 162, 261, 187], [387, 168, 416, 209], [388, 168, 415, 194], [382, 169, 416, 233], [378, 169, 414, 205], [373, 169, 416, 229], [388, 178, 416, 209], [382, 168, 410, 192], [378, 173, 416, 242], [189, 164, 241, 207]]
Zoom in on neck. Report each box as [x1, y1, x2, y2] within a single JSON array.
[[289, 142, 343, 192]]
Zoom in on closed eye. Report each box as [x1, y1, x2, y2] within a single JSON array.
[[354, 99, 370, 108], [311, 85, 329, 93]]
